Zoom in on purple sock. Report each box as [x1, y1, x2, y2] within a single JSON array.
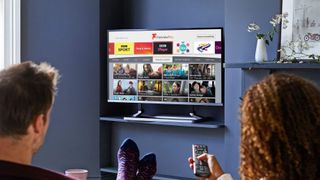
[[116, 138, 140, 180], [136, 153, 157, 180]]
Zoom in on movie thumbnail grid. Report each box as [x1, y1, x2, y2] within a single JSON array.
[[112, 63, 216, 103]]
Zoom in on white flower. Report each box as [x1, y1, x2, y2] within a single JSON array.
[[247, 23, 260, 32], [248, 13, 290, 45], [288, 41, 295, 50], [303, 42, 310, 50], [282, 12, 288, 18], [282, 15, 289, 29], [270, 20, 276, 27], [282, 24, 288, 29], [277, 48, 284, 53], [270, 14, 285, 27]]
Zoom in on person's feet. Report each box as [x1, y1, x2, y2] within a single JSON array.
[[136, 153, 157, 180], [116, 138, 140, 180]]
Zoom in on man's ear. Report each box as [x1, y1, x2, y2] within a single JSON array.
[[31, 114, 45, 134]]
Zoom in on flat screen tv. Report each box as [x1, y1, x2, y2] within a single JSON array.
[[107, 28, 223, 107]]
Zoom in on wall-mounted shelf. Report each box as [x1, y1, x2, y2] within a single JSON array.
[[100, 167, 196, 180], [224, 62, 320, 69], [100, 116, 224, 129]]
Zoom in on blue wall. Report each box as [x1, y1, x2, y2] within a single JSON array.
[[21, 0, 283, 179], [126, 0, 224, 29], [224, 0, 280, 179], [21, 0, 100, 178], [103, 0, 281, 179]]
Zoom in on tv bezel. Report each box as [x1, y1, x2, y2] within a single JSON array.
[[107, 27, 224, 107]]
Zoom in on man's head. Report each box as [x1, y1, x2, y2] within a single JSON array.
[[200, 86, 207, 93], [173, 64, 177, 69], [0, 61, 60, 153]]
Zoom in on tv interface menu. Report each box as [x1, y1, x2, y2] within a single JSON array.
[[108, 29, 223, 105]]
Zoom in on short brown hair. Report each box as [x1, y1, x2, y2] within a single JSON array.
[[0, 61, 60, 137], [240, 73, 320, 179]]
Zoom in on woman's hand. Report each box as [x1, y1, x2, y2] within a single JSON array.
[[188, 153, 224, 180]]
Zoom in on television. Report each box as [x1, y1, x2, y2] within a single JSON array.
[[107, 28, 223, 111]]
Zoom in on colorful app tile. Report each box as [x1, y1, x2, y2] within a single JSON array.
[[134, 42, 153, 54], [175, 41, 190, 54], [153, 42, 173, 54], [108, 43, 114, 55], [194, 42, 215, 54], [115, 42, 134, 55], [215, 41, 222, 54]]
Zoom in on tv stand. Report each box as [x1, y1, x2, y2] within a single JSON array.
[[124, 105, 205, 123], [132, 110, 143, 117]]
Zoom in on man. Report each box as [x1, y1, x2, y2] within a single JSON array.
[[124, 81, 137, 95], [0, 61, 74, 179]]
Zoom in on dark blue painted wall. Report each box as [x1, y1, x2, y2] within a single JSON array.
[[21, 0, 285, 179], [21, 0, 100, 178], [102, 0, 281, 178], [100, 0, 227, 178], [224, 1, 280, 179], [125, 0, 224, 29]]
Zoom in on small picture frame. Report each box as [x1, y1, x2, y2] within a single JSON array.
[[280, 0, 320, 60]]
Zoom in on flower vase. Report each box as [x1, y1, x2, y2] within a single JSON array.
[[255, 38, 268, 63]]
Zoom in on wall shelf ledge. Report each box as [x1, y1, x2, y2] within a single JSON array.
[[100, 116, 224, 129], [224, 62, 320, 69], [101, 167, 196, 180]]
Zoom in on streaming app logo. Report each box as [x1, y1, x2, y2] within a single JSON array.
[[109, 43, 114, 55], [151, 33, 174, 40], [153, 42, 173, 54], [134, 42, 153, 54], [152, 33, 157, 40], [194, 42, 214, 54], [115, 43, 134, 55], [215, 41, 222, 54], [176, 41, 190, 54]]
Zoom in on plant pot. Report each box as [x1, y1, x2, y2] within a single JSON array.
[[255, 38, 268, 63]]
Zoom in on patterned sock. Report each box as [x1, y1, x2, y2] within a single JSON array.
[[136, 153, 157, 180], [116, 138, 140, 180]]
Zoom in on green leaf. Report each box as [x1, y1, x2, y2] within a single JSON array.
[[273, 27, 278, 33], [256, 33, 265, 39], [309, 54, 315, 59], [269, 34, 273, 41]]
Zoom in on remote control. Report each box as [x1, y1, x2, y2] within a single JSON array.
[[192, 144, 210, 177]]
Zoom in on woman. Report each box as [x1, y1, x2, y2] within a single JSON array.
[[142, 64, 153, 77], [191, 81, 201, 94], [115, 80, 122, 93], [189, 73, 320, 179], [171, 81, 181, 94], [142, 64, 161, 79]]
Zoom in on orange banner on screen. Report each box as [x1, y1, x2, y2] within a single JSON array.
[[108, 43, 114, 55], [134, 42, 153, 54], [115, 43, 134, 55]]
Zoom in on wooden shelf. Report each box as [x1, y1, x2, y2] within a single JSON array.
[[224, 62, 320, 69], [100, 116, 224, 129], [100, 167, 196, 180]]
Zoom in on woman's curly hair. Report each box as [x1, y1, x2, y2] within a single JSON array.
[[239, 73, 320, 180]]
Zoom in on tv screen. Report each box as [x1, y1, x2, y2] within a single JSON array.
[[108, 28, 223, 106]]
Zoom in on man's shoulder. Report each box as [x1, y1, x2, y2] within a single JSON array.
[[0, 160, 74, 180]]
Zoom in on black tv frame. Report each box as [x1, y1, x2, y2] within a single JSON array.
[[106, 27, 225, 109]]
